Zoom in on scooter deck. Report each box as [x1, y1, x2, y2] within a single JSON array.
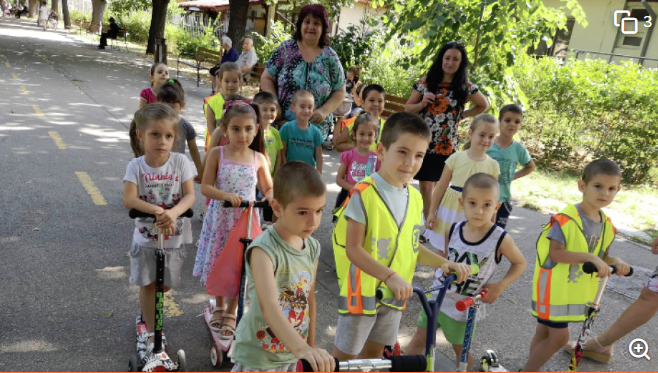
[[204, 301, 234, 356]]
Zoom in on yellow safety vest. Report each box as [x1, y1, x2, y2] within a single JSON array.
[[531, 204, 616, 322], [333, 176, 423, 315], [203, 93, 225, 152], [340, 117, 385, 152]]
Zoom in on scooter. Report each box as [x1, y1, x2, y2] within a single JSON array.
[[454, 290, 502, 372], [128, 208, 193, 372], [299, 355, 427, 372], [204, 200, 268, 368]]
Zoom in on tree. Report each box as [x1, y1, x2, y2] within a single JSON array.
[[90, 0, 107, 33], [227, 0, 250, 53], [61, 0, 71, 29], [374, 0, 587, 108], [146, 0, 169, 56], [28, 0, 37, 17], [50, 0, 58, 14]]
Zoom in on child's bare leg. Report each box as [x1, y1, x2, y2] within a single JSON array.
[[588, 286, 658, 348], [522, 324, 568, 372], [140, 283, 156, 344], [332, 346, 357, 361], [405, 326, 428, 355], [452, 344, 473, 371], [361, 339, 385, 359]]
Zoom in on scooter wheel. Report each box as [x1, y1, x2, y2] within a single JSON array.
[[128, 354, 141, 372], [210, 345, 223, 367], [177, 350, 187, 372]]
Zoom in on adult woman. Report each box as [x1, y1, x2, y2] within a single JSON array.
[[405, 41, 489, 227], [261, 4, 345, 139], [209, 36, 239, 94]]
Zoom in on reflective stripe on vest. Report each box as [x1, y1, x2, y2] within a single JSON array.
[[203, 94, 224, 152]]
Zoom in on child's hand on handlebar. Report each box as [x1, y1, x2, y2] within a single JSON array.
[[384, 273, 413, 301], [155, 209, 178, 228], [589, 256, 611, 278], [261, 189, 274, 204], [442, 262, 472, 284], [297, 346, 335, 372], [225, 193, 243, 207], [612, 260, 632, 276], [481, 282, 504, 304]]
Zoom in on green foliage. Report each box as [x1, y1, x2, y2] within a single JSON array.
[[330, 16, 378, 71], [169, 21, 219, 56], [69, 10, 91, 23], [108, 0, 150, 16], [513, 54, 658, 184], [252, 21, 292, 64], [119, 10, 151, 42]]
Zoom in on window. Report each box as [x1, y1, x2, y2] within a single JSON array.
[[615, 7, 649, 49]]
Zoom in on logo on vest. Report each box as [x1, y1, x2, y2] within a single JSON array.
[[412, 225, 421, 253], [568, 264, 584, 283], [371, 237, 393, 261]]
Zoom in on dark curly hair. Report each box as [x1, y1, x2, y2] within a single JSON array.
[[425, 42, 470, 113], [293, 4, 331, 48]]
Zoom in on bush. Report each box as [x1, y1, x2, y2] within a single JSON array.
[[69, 10, 91, 23], [513, 54, 658, 184], [252, 21, 291, 65], [169, 21, 219, 56], [119, 10, 151, 43]]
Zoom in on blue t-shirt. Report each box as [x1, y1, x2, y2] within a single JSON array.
[[486, 141, 532, 203], [221, 47, 240, 63], [280, 120, 323, 167]]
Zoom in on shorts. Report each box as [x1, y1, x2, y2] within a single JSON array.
[[129, 241, 186, 288], [646, 264, 658, 293], [417, 310, 475, 345], [414, 152, 454, 182], [334, 306, 402, 355], [209, 64, 220, 77], [231, 362, 297, 372], [494, 202, 513, 229], [536, 318, 568, 329]]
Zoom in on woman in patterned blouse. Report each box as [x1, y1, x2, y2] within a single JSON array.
[[260, 4, 346, 140], [404, 41, 489, 231]]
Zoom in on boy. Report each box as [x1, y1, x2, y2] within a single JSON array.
[[156, 79, 203, 181], [486, 104, 535, 229], [522, 159, 632, 372], [232, 162, 335, 373], [331, 112, 472, 361], [279, 90, 323, 173], [253, 91, 283, 226], [404, 173, 527, 369], [334, 84, 387, 152]]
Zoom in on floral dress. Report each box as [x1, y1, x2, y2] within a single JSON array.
[[413, 80, 479, 155], [193, 147, 258, 286], [266, 39, 345, 139]]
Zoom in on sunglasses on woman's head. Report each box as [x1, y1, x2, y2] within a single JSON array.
[[446, 41, 464, 47]]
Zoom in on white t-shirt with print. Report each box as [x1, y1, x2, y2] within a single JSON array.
[[123, 153, 196, 248]]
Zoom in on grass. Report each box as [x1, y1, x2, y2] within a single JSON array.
[[512, 168, 658, 243]]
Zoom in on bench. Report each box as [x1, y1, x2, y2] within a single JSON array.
[[246, 63, 265, 86], [110, 28, 129, 52], [382, 94, 407, 118], [176, 47, 223, 87]]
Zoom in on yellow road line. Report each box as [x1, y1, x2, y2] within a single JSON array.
[[48, 131, 68, 150], [20, 86, 29, 95], [32, 105, 44, 117], [4, 61, 10, 68], [163, 292, 183, 317], [11, 73, 18, 80], [75, 172, 108, 206]]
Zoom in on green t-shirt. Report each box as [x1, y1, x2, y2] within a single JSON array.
[[232, 227, 321, 368], [264, 127, 283, 175], [486, 140, 532, 203]]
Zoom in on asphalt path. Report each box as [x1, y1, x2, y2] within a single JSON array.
[[0, 17, 656, 372]]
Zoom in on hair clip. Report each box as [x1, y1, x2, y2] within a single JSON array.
[[168, 79, 175, 83]]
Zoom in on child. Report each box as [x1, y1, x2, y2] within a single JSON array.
[[253, 91, 284, 227], [522, 159, 632, 372], [139, 62, 169, 109], [279, 90, 323, 173], [331, 112, 472, 361], [38, 1, 49, 30], [122, 103, 196, 357], [486, 104, 535, 229], [426, 113, 501, 256], [404, 173, 527, 369], [334, 84, 386, 152], [333, 112, 381, 222], [203, 62, 242, 154], [231, 162, 336, 373], [346, 66, 365, 118], [193, 100, 272, 340]]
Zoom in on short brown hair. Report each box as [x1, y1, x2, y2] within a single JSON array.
[[274, 162, 326, 208], [462, 173, 499, 197], [583, 159, 622, 183], [157, 79, 185, 104], [292, 90, 314, 105], [379, 112, 431, 149]]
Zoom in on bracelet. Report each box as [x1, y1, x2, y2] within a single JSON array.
[[383, 271, 396, 283]]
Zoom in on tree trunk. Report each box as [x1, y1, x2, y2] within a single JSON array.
[[28, 0, 37, 17], [227, 0, 249, 53], [50, 0, 58, 15], [146, 0, 169, 56], [61, 0, 70, 28], [90, 0, 106, 33]]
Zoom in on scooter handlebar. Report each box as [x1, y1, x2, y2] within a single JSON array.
[[455, 290, 488, 312], [582, 262, 633, 277], [129, 208, 194, 219], [222, 200, 270, 208], [298, 355, 427, 372]]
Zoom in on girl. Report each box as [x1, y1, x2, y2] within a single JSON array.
[[122, 103, 196, 354], [332, 112, 381, 222], [204, 62, 242, 154], [426, 113, 501, 255], [345, 66, 364, 118], [193, 101, 272, 340], [139, 62, 169, 109]]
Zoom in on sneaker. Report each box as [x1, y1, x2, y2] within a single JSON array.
[[563, 338, 613, 363]]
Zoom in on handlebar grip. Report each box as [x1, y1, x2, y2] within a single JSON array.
[[129, 208, 194, 219], [376, 288, 383, 301], [582, 262, 634, 277], [298, 357, 340, 372], [455, 290, 487, 312], [390, 355, 427, 372], [222, 200, 270, 208]]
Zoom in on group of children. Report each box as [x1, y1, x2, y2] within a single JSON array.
[[121, 61, 656, 372]]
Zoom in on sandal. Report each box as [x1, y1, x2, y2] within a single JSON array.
[[208, 306, 225, 333], [563, 337, 613, 363], [219, 313, 237, 340], [325, 143, 335, 151]]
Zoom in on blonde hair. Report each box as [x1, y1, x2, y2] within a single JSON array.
[[462, 113, 498, 150], [129, 103, 179, 157]]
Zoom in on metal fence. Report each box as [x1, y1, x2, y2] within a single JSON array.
[[66, 0, 92, 13]]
